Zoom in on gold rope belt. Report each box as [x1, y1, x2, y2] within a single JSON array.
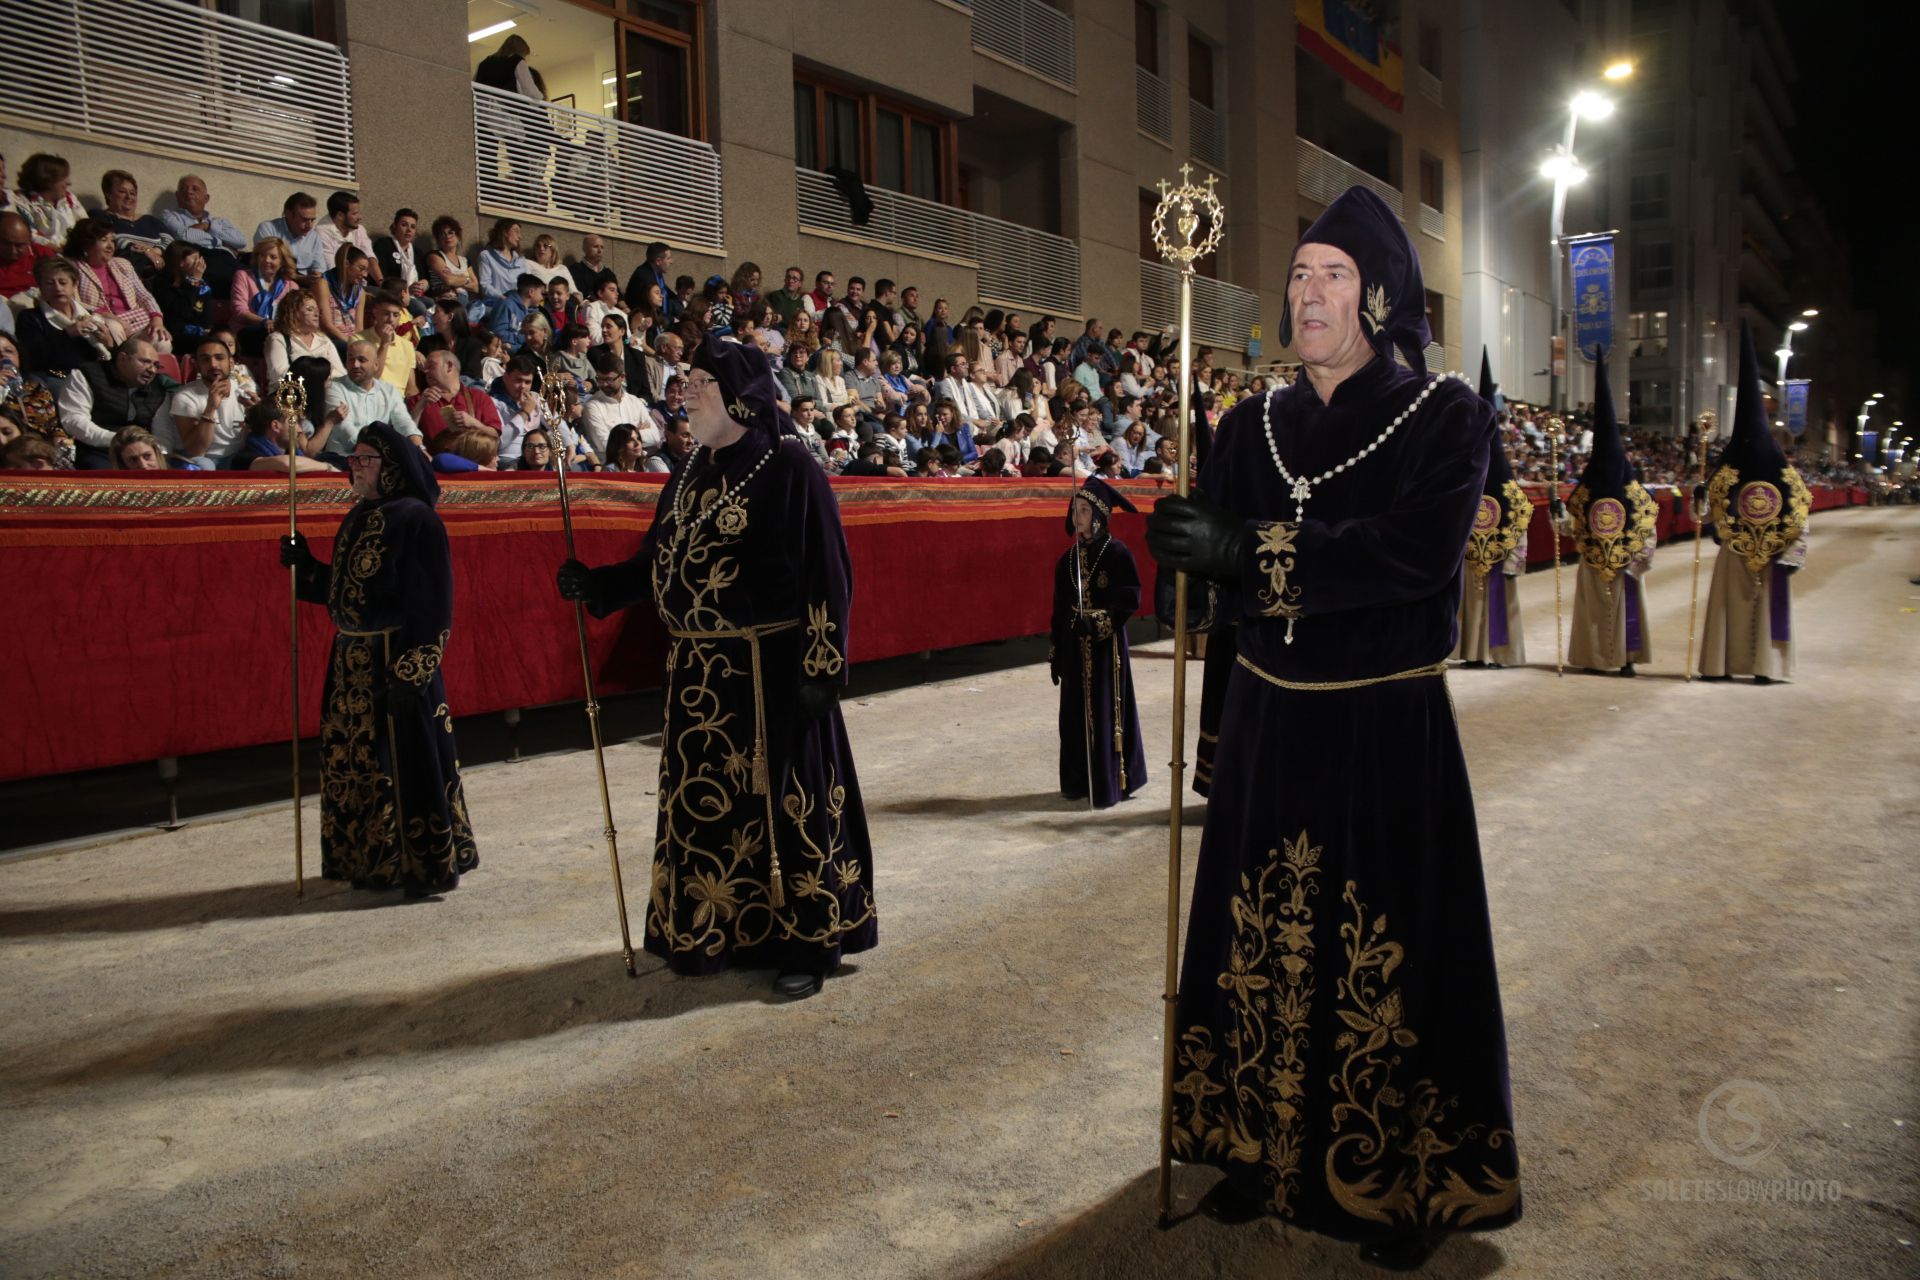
[[664, 619, 801, 640], [1235, 655, 1449, 692]]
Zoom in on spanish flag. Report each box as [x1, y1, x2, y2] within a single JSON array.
[[1296, 0, 1405, 112]]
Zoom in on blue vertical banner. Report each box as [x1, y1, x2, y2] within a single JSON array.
[[1784, 379, 1810, 437], [1861, 430, 1878, 462], [1569, 234, 1615, 361]]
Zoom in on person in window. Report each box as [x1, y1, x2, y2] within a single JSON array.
[[12, 153, 85, 249], [68, 219, 170, 352], [428, 215, 481, 301], [474, 33, 545, 102], [159, 174, 246, 290]]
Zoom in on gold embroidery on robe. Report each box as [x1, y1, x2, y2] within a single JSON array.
[[1705, 464, 1811, 575], [391, 629, 448, 686], [1566, 482, 1655, 583], [1252, 521, 1304, 618], [1325, 879, 1520, 1227], [329, 508, 387, 628], [803, 601, 845, 677], [1464, 481, 1531, 578]]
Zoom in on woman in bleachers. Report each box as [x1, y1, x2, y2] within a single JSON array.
[[152, 243, 216, 351], [109, 425, 170, 470], [12, 153, 85, 249], [428, 216, 481, 301], [476, 219, 525, 299], [524, 233, 570, 291], [267, 290, 345, 385], [67, 219, 170, 352], [231, 236, 299, 356], [784, 308, 818, 364], [16, 257, 122, 373]]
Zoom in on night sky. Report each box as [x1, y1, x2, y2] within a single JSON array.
[[1778, 3, 1911, 400]]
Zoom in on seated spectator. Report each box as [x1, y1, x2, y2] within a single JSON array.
[[784, 308, 819, 365], [814, 348, 851, 412], [0, 210, 54, 305], [525, 233, 571, 290], [428, 215, 481, 300], [489, 351, 551, 467], [623, 241, 676, 318], [902, 401, 943, 464], [651, 330, 687, 395], [433, 426, 499, 472], [935, 354, 997, 450], [849, 348, 905, 420], [1150, 433, 1179, 475], [18, 256, 123, 372], [159, 174, 246, 290], [3, 433, 59, 470], [515, 425, 554, 471], [543, 273, 584, 334], [930, 399, 979, 466], [471, 331, 508, 386], [591, 310, 653, 401], [569, 233, 617, 300], [356, 294, 418, 394], [827, 403, 861, 451], [228, 398, 334, 472], [408, 347, 502, 442], [1112, 417, 1156, 477], [788, 395, 829, 468], [230, 235, 299, 353], [520, 311, 553, 362], [871, 412, 909, 468], [282, 354, 338, 452], [485, 273, 545, 352], [477, 219, 526, 298], [97, 170, 171, 273], [601, 421, 648, 472], [776, 343, 818, 407], [58, 336, 175, 468], [321, 338, 415, 457], [110, 425, 172, 470], [12, 153, 85, 249], [253, 191, 328, 277], [841, 440, 904, 478], [583, 278, 624, 338], [977, 448, 1011, 478], [314, 191, 379, 285], [765, 266, 807, 329], [549, 321, 595, 393], [68, 219, 171, 351], [372, 208, 433, 311], [151, 243, 216, 349], [154, 334, 248, 467], [321, 246, 371, 345], [579, 348, 656, 459], [642, 414, 695, 475], [267, 289, 345, 384]]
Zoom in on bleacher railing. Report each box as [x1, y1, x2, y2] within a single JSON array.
[[473, 84, 723, 251], [1136, 67, 1173, 144], [796, 168, 1081, 317], [1, 0, 356, 184], [1190, 100, 1228, 174], [1139, 260, 1260, 354], [1295, 137, 1403, 217], [1418, 202, 1445, 241], [959, 0, 1077, 88]]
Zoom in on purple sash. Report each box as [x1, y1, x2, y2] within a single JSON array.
[[1487, 572, 1509, 649], [1770, 563, 1791, 642], [1623, 577, 1643, 653]]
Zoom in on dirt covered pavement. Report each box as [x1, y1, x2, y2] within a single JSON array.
[[2, 507, 1917, 1280]]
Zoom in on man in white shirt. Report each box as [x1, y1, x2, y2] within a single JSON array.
[[313, 191, 380, 282], [322, 339, 415, 456], [154, 335, 250, 467], [579, 349, 658, 458]]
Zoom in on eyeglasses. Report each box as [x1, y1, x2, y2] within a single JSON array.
[[684, 376, 718, 393], [346, 454, 383, 468]]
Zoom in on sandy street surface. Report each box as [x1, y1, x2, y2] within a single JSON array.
[[2, 507, 1916, 1280]]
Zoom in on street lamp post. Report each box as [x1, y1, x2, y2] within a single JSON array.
[[1544, 85, 1622, 414], [1773, 308, 1817, 423]]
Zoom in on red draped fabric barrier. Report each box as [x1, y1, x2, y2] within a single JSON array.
[[0, 473, 1866, 781], [0, 472, 1155, 781]]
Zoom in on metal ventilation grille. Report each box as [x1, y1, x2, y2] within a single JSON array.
[[961, 0, 1077, 88], [1140, 260, 1260, 354]]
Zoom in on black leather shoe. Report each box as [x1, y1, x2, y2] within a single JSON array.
[[1194, 1176, 1266, 1224], [773, 970, 824, 999], [1752, 674, 1773, 685], [1461, 659, 1486, 669], [1618, 663, 1637, 677], [1358, 1229, 1444, 1271]]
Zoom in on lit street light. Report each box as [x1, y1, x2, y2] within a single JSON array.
[[1547, 66, 1630, 413]]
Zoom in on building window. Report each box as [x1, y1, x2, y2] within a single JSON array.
[[1418, 22, 1441, 75], [1629, 172, 1669, 221], [1633, 240, 1674, 290], [1425, 289, 1446, 346], [795, 74, 955, 203], [1631, 100, 1675, 150], [1628, 309, 1669, 357], [466, 0, 704, 139], [1136, 1, 1159, 73], [1188, 34, 1215, 107], [1419, 153, 1443, 210]]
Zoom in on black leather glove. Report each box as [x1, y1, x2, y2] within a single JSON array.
[[374, 676, 421, 718], [280, 531, 316, 570], [1145, 492, 1243, 582], [1071, 611, 1099, 636], [1691, 482, 1707, 505], [556, 558, 591, 603], [795, 681, 837, 721], [1549, 498, 1566, 520]]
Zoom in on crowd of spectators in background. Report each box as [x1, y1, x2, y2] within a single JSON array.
[[0, 146, 1884, 490]]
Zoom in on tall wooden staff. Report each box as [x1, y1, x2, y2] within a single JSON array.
[[275, 374, 309, 897], [1150, 164, 1224, 1227], [543, 374, 638, 977], [1547, 414, 1565, 677], [1684, 415, 1714, 681]]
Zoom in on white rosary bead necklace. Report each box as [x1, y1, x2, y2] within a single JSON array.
[[671, 441, 775, 547], [1262, 372, 1459, 524]]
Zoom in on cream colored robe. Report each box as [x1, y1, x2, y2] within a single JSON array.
[[1455, 543, 1526, 665], [1698, 526, 1807, 679]]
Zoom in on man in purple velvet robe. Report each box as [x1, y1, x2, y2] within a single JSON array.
[[1146, 186, 1522, 1270], [557, 334, 876, 1000], [1050, 477, 1147, 808]]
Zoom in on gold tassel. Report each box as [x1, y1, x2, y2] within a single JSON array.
[[751, 746, 768, 795]]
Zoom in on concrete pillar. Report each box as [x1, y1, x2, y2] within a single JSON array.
[[336, 0, 478, 222]]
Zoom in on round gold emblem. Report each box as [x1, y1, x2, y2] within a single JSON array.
[[714, 505, 747, 536], [1097, 572, 1110, 589]]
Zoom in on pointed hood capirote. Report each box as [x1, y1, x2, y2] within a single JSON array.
[[1464, 347, 1530, 576], [1066, 475, 1138, 536], [689, 332, 794, 440], [1575, 346, 1632, 503], [1704, 322, 1811, 565], [1478, 346, 1517, 496], [1566, 346, 1656, 582], [1278, 184, 1433, 376]]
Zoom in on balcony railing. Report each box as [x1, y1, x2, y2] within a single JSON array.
[[1190, 100, 1227, 174], [1139, 260, 1260, 354], [1418, 202, 1444, 241], [960, 0, 1076, 89], [1423, 341, 1448, 373], [1136, 66, 1172, 144], [1, 0, 355, 183], [796, 169, 1080, 317], [473, 85, 723, 251], [1416, 66, 1444, 108], [1295, 137, 1403, 217]]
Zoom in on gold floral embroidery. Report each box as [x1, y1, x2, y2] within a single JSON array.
[[329, 508, 387, 628], [1566, 481, 1656, 583], [1705, 464, 1812, 574], [1172, 831, 1322, 1215], [803, 601, 844, 678], [1251, 520, 1303, 618], [390, 629, 449, 686], [1325, 879, 1520, 1228], [1362, 282, 1391, 336], [1463, 481, 1531, 579]]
